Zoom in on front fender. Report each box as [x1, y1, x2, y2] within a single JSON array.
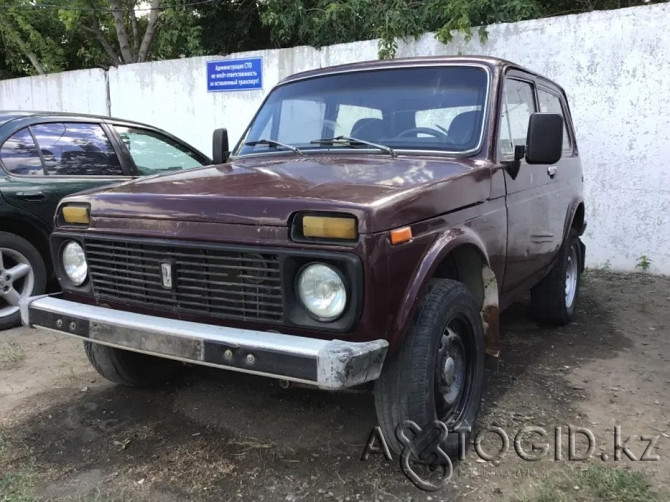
[[387, 225, 491, 351]]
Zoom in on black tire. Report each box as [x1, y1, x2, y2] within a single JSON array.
[[0, 232, 47, 330], [84, 342, 182, 387], [374, 279, 485, 461], [531, 228, 582, 325]]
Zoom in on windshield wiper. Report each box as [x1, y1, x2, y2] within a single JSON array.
[[310, 136, 396, 158], [244, 139, 302, 155]]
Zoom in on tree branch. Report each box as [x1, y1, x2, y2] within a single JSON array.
[[137, 0, 161, 63], [128, 2, 140, 55], [82, 19, 122, 66], [0, 18, 46, 74], [108, 0, 134, 63]]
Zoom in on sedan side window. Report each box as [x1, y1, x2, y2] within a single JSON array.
[[499, 79, 536, 159], [114, 126, 205, 175], [31, 122, 123, 176], [0, 128, 44, 176]]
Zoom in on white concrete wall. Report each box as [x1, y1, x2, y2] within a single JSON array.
[[0, 68, 108, 115], [1, 3, 669, 274]]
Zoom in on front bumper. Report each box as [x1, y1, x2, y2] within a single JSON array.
[[21, 295, 388, 390]]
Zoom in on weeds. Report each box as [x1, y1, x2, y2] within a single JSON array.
[[0, 342, 25, 371], [636, 255, 652, 272], [521, 464, 659, 502]]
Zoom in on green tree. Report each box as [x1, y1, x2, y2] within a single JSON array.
[[0, 0, 69, 75], [0, 0, 207, 77], [260, 0, 668, 58]]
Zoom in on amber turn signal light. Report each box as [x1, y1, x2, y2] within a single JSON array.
[[303, 215, 357, 239], [390, 226, 412, 245], [62, 206, 90, 225]]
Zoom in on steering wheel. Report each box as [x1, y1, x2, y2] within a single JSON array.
[[395, 127, 449, 140]]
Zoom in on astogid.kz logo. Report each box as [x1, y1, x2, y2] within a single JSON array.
[[361, 420, 457, 492], [361, 422, 661, 492]]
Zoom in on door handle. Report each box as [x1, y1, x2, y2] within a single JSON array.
[[15, 191, 46, 201], [547, 165, 557, 179]]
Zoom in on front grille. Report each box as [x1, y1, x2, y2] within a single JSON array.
[[85, 238, 284, 323]]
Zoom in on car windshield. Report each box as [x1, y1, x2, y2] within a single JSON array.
[[236, 66, 488, 157]]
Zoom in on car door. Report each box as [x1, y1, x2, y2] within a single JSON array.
[[108, 124, 209, 176], [0, 121, 132, 230], [536, 84, 581, 237], [499, 73, 564, 293]]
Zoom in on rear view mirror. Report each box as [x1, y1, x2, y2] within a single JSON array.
[[212, 128, 230, 164], [526, 113, 563, 165]]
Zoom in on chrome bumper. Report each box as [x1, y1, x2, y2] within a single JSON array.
[[21, 295, 388, 390]]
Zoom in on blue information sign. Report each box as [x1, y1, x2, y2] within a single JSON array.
[[207, 57, 263, 92]]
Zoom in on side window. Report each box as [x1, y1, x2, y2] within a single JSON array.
[[31, 122, 123, 176], [114, 126, 205, 175], [277, 99, 325, 144], [499, 79, 536, 158], [0, 128, 44, 176], [334, 104, 383, 138], [538, 89, 571, 151]]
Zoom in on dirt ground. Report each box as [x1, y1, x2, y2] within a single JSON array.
[[1, 270, 669, 501]]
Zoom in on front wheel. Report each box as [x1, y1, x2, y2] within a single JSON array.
[[84, 342, 182, 387], [374, 279, 485, 460], [0, 232, 47, 330], [531, 229, 583, 325]]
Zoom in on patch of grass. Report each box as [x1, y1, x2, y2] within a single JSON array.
[[521, 464, 659, 502], [0, 430, 35, 502], [0, 342, 25, 370], [0, 471, 34, 502]]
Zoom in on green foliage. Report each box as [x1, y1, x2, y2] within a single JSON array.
[[636, 254, 652, 271], [1, 0, 668, 77], [260, 0, 668, 59]]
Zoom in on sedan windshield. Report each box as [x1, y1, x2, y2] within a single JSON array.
[[236, 66, 488, 157]]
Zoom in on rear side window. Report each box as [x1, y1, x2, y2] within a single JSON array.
[[31, 122, 123, 176], [334, 104, 383, 138], [114, 126, 205, 175], [277, 99, 326, 145], [538, 88, 572, 151], [0, 128, 44, 176]]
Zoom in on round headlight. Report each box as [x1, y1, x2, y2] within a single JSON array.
[[297, 263, 347, 321], [62, 241, 88, 286]]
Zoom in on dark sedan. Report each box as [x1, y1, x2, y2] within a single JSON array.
[[0, 111, 211, 329]]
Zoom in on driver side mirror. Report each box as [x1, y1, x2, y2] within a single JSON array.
[[212, 128, 230, 164], [525, 113, 563, 165]]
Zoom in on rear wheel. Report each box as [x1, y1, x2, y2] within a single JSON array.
[[374, 279, 485, 460], [531, 229, 582, 325], [0, 232, 46, 330], [84, 342, 182, 387]]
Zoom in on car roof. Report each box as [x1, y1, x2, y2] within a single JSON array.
[[0, 110, 159, 129], [280, 55, 554, 86]]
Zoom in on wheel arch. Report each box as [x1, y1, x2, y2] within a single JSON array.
[[565, 199, 586, 237], [0, 213, 52, 277], [391, 227, 501, 357]]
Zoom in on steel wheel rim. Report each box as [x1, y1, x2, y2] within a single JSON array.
[[434, 315, 474, 424], [0, 247, 35, 318], [565, 244, 579, 309]]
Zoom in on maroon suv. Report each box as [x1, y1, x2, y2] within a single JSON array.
[[23, 56, 585, 458]]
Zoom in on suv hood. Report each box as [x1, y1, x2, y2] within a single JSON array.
[[71, 155, 492, 233]]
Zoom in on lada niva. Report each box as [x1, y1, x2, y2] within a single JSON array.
[[23, 57, 585, 458]]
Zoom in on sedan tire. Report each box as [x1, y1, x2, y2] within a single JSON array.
[[0, 232, 46, 330]]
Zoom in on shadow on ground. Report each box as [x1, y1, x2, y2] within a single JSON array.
[[2, 272, 637, 501]]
